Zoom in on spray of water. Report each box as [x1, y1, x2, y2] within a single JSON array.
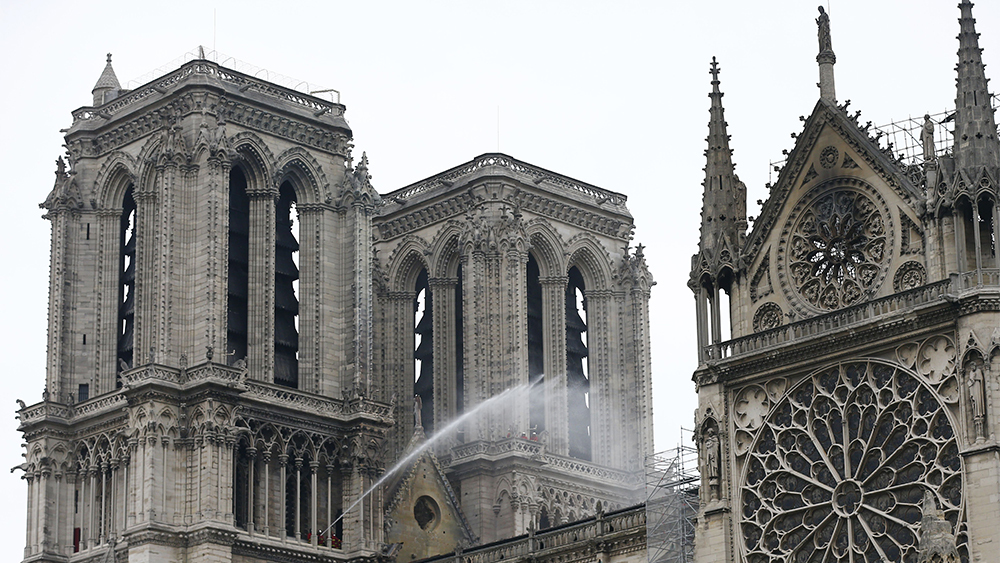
[[320, 381, 539, 537]]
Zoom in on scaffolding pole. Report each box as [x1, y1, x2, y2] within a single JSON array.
[[645, 428, 699, 563]]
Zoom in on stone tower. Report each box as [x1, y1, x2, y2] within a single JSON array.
[[692, 3, 1000, 563], [18, 53, 655, 562], [371, 154, 654, 543], [20, 55, 393, 563]]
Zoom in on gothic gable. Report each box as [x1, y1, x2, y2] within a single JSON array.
[[743, 100, 928, 323], [384, 432, 475, 561]]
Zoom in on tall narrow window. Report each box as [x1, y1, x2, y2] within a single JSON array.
[[455, 263, 465, 428], [117, 186, 136, 379], [275, 182, 299, 388], [414, 268, 433, 434], [958, 197, 978, 271], [227, 168, 250, 365], [566, 266, 590, 460], [526, 255, 545, 436], [979, 195, 997, 268]]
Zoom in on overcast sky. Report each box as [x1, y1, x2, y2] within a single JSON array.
[[2, 0, 998, 558]]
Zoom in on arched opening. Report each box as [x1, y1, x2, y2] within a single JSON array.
[[978, 194, 997, 269], [716, 269, 734, 342], [526, 254, 545, 436], [455, 262, 465, 421], [227, 168, 250, 365], [117, 186, 136, 380], [274, 181, 299, 388], [539, 505, 551, 530], [566, 266, 590, 461], [414, 268, 434, 434], [234, 439, 252, 531], [285, 454, 311, 540], [957, 196, 978, 271]]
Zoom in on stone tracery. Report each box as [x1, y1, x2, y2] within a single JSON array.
[[779, 183, 892, 313], [740, 361, 963, 563]]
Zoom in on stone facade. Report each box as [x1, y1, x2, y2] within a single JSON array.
[[17, 51, 653, 563], [691, 3, 1000, 563]]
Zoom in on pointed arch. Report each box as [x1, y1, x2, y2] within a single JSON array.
[[386, 236, 433, 292], [274, 147, 329, 205], [525, 219, 567, 279], [428, 220, 465, 279], [229, 132, 277, 191], [93, 151, 138, 210], [565, 234, 612, 290]]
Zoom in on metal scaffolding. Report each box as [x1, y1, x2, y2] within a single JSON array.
[[645, 429, 700, 563]]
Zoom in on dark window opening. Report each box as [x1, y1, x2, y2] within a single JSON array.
[[285, 457, 311, 539], [78, 384, 89, 403], [979, 195, 997, 268], [566, 266, 591, 461], [414, 268, 434, 435], [526, 255, 545, 436], [227, 168, 250, 366], [234, 441, 250, 530], [455, 263, 464, 421], [274, 182, 299, 388], [539, 506, 551, 530], [117, 186, 136, 381]]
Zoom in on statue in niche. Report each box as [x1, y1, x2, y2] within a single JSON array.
[[922, 114, 936, 161], [967, 360, 986, 440], [413, 394, 423, 428], [702, 425, 721, 501], [816, 7, 832, 52]]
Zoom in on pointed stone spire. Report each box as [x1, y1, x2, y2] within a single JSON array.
[[92, 53, 121, 106], [816, 6, 837, 102], [953, 0, 1000, 171], [694, 57, 747, 282]]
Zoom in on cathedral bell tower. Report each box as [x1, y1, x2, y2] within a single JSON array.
[[19, 53, 393, 563]]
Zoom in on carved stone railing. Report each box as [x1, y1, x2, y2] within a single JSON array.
[[17, 391, 126, 427], [451, 438, 641, 486], [121, 362, 246, 388], [452, 506, 646, 563], [955, 268, 1000, 290], [382, 153, 628, 207], [242, 381, 394, 422], [705, 279, 953, 361], [72, 60, 344, 124]]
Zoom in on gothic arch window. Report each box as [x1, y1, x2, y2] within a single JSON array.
[[566, 266, 591, 461], [739, 361, 964, 563], [974, 193, 997, 269], [117, 186, 136, 379], [227, 167, 250, 365], [527, 254, 545, 435], [274, 181, 299, 388], [414, 268, 433, 434]]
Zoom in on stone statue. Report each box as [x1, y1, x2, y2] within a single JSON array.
[[413, 394, 423, 428], [922, 114, 935, 161], [817, 6, 833, 52], [968, 361, 986, 439], [703, 426, 721, 500]]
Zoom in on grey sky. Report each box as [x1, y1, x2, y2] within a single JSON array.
[[2, 1, 997, 558]]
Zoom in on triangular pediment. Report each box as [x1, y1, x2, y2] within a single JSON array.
[[743, 99, 929, 320], [746, 100, 924, 264], [384, 431, 475, 561]]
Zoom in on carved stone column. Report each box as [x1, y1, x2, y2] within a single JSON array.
[[429, 277, 458, 454], [297, 205, 323, 393], [539, 276, 568, 456], [587, 289, 617, 467], [247, 185, 277, 380]]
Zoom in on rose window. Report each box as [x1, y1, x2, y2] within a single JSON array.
[[740, 361, 963, 563], [780, 186, 891, 312]]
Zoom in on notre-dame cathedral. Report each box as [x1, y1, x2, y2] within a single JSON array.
[[17, 25, 654, 563], [691, 2, 1000, 563]]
